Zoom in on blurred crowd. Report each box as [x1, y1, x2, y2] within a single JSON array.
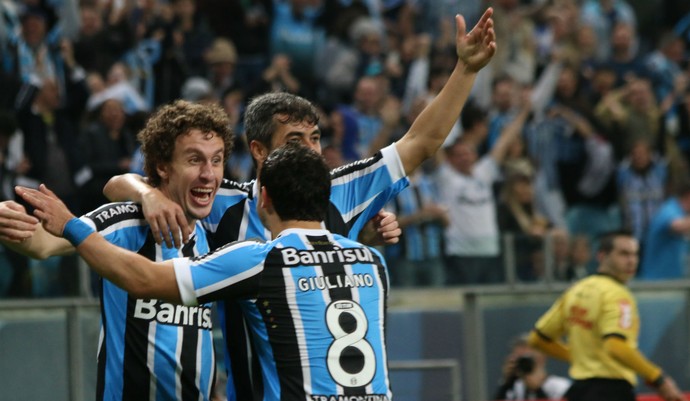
[[1, 0, 690, 296]]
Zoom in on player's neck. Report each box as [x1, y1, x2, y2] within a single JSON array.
[[269, 220, 323, 239]]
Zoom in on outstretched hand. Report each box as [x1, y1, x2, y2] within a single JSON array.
[[456, 8, 497, 73], [15, 184, 76, 238], [0, 200, 39, 243]]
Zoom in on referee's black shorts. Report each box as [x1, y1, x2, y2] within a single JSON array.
[[565, 378, 635, 401]]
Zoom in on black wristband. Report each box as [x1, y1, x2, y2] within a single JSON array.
[[651, 374, 665, 388]]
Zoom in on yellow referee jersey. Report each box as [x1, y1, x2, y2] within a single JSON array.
[[535, 274, 640, 385]]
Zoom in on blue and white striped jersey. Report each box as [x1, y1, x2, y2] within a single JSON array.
[[82, 202, 216, 401], [173, 228, 392, 401], [199, 144, 407, 400]]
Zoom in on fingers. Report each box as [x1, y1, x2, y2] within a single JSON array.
[[455, 14, 467, 37], [376, 210, 401, 245], [177, 211, 191, 246], [16, 187, 46, 210], [38, 183, 59, 199], [0, 201, 38, 226], [149, 215, 167, 248]]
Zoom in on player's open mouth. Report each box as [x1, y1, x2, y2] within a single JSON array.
[[191, 188, 213, 203]]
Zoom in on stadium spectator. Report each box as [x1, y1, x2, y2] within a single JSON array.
[[197, 0, 272, 91], [436, 92, 527, 285], [78, 98, 137, 215], [579, 0, 637, 62], [497, 168, 552, 282], [638, 182, 690, 280], [385, 165, 448, 287], [72, 1, 134, 78], [616, 138, 668, 247], [528, 230, 686, 401]]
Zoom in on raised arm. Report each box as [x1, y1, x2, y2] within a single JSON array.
[[17, 184, 181, 302], [0, 199, 73, 259], [395, 8, 496, 175], [103, 173, 191, 248]]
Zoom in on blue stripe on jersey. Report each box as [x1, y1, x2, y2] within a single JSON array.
[[154, 324, 178, 400], [84, 202, 215, 401]]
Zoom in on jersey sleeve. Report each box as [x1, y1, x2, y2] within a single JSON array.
[[599, 286, 637, 339], [172, 240, 268, 305], [535, 295, 567, 340], [327, 144, 409, 239], [81, 202, 148, 250]]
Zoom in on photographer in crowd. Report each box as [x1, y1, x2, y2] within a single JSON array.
[[494, 334, 571, 401]]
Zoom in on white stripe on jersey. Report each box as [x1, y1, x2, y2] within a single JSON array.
[[330, 144, 406, 187], [195, 261, 264, 299], [341, 195, 377, 224], [216, 185, 248, 197], [283, 268, 312, 400], [82, 216, 148, 237], [147, 322, 158, 401], [238, 197, 251, 241], [97, 326, 104, 359], [174, 259, 197, 306], [196, 329, 205, 401]]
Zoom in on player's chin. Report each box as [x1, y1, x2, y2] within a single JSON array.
[[189, 205, 213, 221]]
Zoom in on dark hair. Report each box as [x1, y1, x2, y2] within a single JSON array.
[[460, 99, 488, 131], [259, 143, 330, 222], [244, 92, 320, 149], [597, 230, 634, 254], [137, 100, 234, 187]]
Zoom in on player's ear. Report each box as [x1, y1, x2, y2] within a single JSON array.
[[249, 140, 269, 165], [259, 186, 273, 211], [156, 163, 170, 181]]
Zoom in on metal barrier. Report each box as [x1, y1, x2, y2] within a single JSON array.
[[389, 359, 461, 401]]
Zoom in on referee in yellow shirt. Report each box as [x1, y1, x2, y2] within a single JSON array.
[[528, 230, 686, 401]]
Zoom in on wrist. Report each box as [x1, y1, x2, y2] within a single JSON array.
[[63, 217, 95, 247], [647, 374, 665, 389]]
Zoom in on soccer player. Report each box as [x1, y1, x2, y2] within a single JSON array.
[[0, 100, 234, 401], [19, 143, 395, 401], [102, 9, 496, 399], [527, 230, 686, 401]]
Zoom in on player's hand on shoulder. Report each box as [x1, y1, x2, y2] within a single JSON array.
[[359, 210, 401, 246], [0, 199, 38, 242], [142, 189, 190, 248]]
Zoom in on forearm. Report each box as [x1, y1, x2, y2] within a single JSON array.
[[397, 65, 477, 174], [102, 173, 150, 202], [528, 330, 571, 362], [603, 336, 662, 382], [75, 230, 180, 302], [4, 226, 73, 259]]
